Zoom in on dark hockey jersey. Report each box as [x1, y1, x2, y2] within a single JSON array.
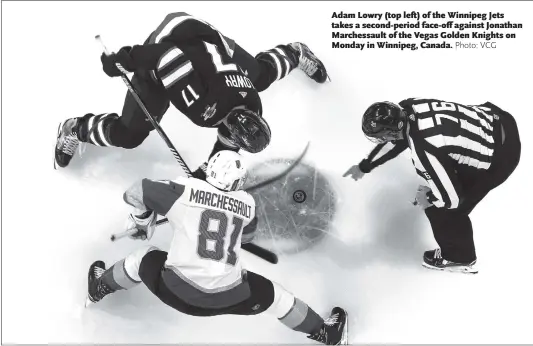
[[359, 98, 501, 209], [125, 12, 262, 127]]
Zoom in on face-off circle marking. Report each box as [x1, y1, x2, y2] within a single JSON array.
[[244, 159, 337, 254]]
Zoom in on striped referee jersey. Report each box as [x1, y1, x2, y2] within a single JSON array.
[[359, 98, 501, 209]]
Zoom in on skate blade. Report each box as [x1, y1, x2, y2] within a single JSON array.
[[53, 121, 63, 170], [326, 74, 332, 83], [422, 262, 478, 274], [84, 296, 95, 308], [340, 311, 348, 345]]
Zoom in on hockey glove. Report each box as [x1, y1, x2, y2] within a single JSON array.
[[126, 209, 157, 241], [414, 185, 433, 209], [101, 46, 135, 77], [343, 165, 365, 181]]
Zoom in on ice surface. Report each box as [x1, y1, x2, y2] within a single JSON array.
[[245, 159, 337, 254], [2, 1, 533, 344]]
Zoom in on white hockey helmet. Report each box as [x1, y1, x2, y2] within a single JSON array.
[[206, 150, 248, 191]]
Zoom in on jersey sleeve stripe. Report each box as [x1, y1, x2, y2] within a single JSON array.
[[408, 137, 429, 173], [158, 47, 184, 70], [161, 61, 193, 88], [425, 151, 459, 208], [274, 47, 291, 78], [268, 52, 283, 81], [153, 14, 194, 44], [372, 142, 396, 161]]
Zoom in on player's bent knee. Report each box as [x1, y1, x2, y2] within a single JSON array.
[[108, 122, 150, 149], [264, 281, 296, 318], [122, 131, 150, 149], [124, 245, 160, 282]]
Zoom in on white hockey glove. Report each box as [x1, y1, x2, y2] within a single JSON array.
[[343, 165, 365, 181], [414, 185, 433, 209], [126, 209, 157, 241]]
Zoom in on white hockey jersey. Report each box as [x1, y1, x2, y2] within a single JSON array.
[[123, 176, 257, 308]]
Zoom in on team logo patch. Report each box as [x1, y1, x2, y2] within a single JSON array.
[[201, 102, 217, 121], [239, 92, 247, 98], [370, 121, 377, 128]]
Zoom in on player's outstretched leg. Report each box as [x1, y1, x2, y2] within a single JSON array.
[[263, 279, 348, 345], [254, 42, 329, 91], [422, 249, 478, 274], [85, 246, 156, 307]]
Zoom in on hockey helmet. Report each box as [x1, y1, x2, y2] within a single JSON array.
[[224, 108, 271, 154], [362, 101, 406, 143], [206, 150, 248, 191]]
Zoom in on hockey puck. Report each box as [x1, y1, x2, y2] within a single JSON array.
[[293, 190, 307, 203]]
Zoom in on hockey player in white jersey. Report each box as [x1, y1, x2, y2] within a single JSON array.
[[86, 151, 348, 345]]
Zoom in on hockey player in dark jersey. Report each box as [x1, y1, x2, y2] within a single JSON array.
[[343, 99, 521, 274], [85, 151, 348, 345], [54, 12, 329, 178]]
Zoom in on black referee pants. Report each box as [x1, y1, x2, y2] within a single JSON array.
[[425, 103, 521, 263]]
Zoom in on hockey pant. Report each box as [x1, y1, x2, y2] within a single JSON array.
[[100, 247, 323, 335], [79, 43, 297, 153], [425, 103, 521, 263]]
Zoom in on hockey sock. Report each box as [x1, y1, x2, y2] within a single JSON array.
[[101, 246, 158, 290], [266, 282, 324, 334], [78, 113, 119, 147], [255, 45, 298, 83], [279, 297, 324, 334]]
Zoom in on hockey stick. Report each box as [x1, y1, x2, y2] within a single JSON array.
[[96, 35, 192, 175], [97, 36, 280, 264]]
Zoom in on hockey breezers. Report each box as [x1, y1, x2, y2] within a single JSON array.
[[97, 36, 307, 265]]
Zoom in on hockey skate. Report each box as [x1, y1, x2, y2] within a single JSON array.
[[54, 118, 81, 169], [85, 261, 116, 307], [289, 42, 330, 83], [308, 307, 348, 345], [422, 249, 478, 274]]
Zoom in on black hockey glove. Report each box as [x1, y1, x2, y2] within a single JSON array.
[[101, 46, 135, 77]]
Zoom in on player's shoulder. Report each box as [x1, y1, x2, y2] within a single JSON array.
[[174, 176, 210, 192], [228, 189, 256, 207]]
